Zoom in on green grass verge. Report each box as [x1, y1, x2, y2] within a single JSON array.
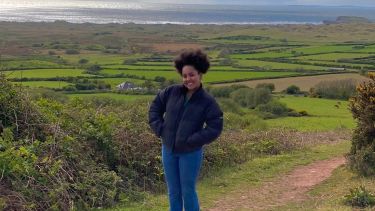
[[103, 141, 350, 211]]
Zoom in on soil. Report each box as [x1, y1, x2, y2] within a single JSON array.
[[207, 156, 346, 211]]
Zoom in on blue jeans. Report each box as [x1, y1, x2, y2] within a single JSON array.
[[162, 145, 203, 211]]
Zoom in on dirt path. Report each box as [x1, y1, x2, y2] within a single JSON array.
[[207, 156, 346, 211]]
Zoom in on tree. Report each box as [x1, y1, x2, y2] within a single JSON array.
[[348, 73, 375, 176]]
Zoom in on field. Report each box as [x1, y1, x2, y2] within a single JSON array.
[[212, 73, 370, 92], [266, 95, 355, 131], [1, 20, 375, 211], [1, 22, 374, 97], [100, 69, 301, 83], [12, 81, 73, 88], [67, 93, 154, 101], [2, 68, 95, 78]]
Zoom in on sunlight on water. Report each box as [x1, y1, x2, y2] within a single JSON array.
[[0, 0, 147, 10], [0, 1, 374, 25]]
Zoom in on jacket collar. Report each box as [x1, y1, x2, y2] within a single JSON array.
[[180, 83, 203, 96]]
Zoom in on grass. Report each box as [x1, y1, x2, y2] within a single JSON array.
[[2, 69, 95, 78], [60, 53, 147, 65], [293, 45, 356, 55], [104, 140, 351, 211], [101, 69, 301, 83], [295, 53, 373, 61], [1, 59, 65, 69], [67, 93, 154, 101], [276, 166, 375, 210], [230, 51, 294, 59], [212, 73, 369, 92], [104, 64, 250, 72], [13, 81, 72, 88], [267, 96, 355, 131], [236, 60, 328, 71]]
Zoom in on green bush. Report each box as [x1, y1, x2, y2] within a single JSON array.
[[65, 49, 80, 54], [344, 186, 375, 208], [230, 87, 272, 109], [285, 85, 301, 95], [217, 98, 244, 115], [208, 85, 248, 98], [224, 112, 268, 131], [348, 74, 375, 176], [256, 83, 275, 92], [256, 100, 290, 119]]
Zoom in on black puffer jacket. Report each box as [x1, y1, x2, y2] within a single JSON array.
[[148, 84, 223, 153]]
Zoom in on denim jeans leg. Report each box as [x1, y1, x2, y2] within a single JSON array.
[[179, 148, 203, 211], [162, 146, 183, 211]]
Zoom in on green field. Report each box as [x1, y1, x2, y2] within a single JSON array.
[[13, 81, 73, 88], [267, 96, 355, 131], [3, 69, 95, 78], [292, 45, 356, 55], [101, 69, 301, 83], [1, 60, 65, 69], [236, 60, 328, 71], [104, 64, 246, 71], [67, 93, 154, 101], [291, 59, 373, 69], [60, 53, 146, 65], [296, 52, 372, 61], [230, 51, 294, 59]]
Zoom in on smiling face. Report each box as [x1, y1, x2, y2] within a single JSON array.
[[181, 65, 202, 92]]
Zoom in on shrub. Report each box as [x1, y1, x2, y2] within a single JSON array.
[[79, 58, 89, 64], [313, 79, 356, 100], [223, 112, 268, 131], [344, 186, 375, 208], [123, 59, 137, 65], [256, 83, 275, 92], [86, 64, 102, 73], [285, 85, 301, 95], [208, 85, 248, 98], [230, 87, 272, 109], [0, 78, 121, 210], [217, 98, 244, 115], [256, 100, 289, 119], [48, 50, 56, 55], [348, 73, 375, 176], [65, 49, 80, 54]]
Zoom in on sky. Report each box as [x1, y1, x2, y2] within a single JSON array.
[[143, 0, 375, 7]]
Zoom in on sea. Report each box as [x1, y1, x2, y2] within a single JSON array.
[[1, 0, 375, 25]]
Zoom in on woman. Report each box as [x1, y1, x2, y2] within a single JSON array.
[[148, 49, 223, 211]]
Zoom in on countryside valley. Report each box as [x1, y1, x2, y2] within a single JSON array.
[[1, 20, 375, 210]]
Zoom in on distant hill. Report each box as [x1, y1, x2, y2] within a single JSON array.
[[324, 16, 372, 24]]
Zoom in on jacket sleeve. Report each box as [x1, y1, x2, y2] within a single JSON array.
[[148, 88, 168, 137], [187, 100, 223, 147]]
